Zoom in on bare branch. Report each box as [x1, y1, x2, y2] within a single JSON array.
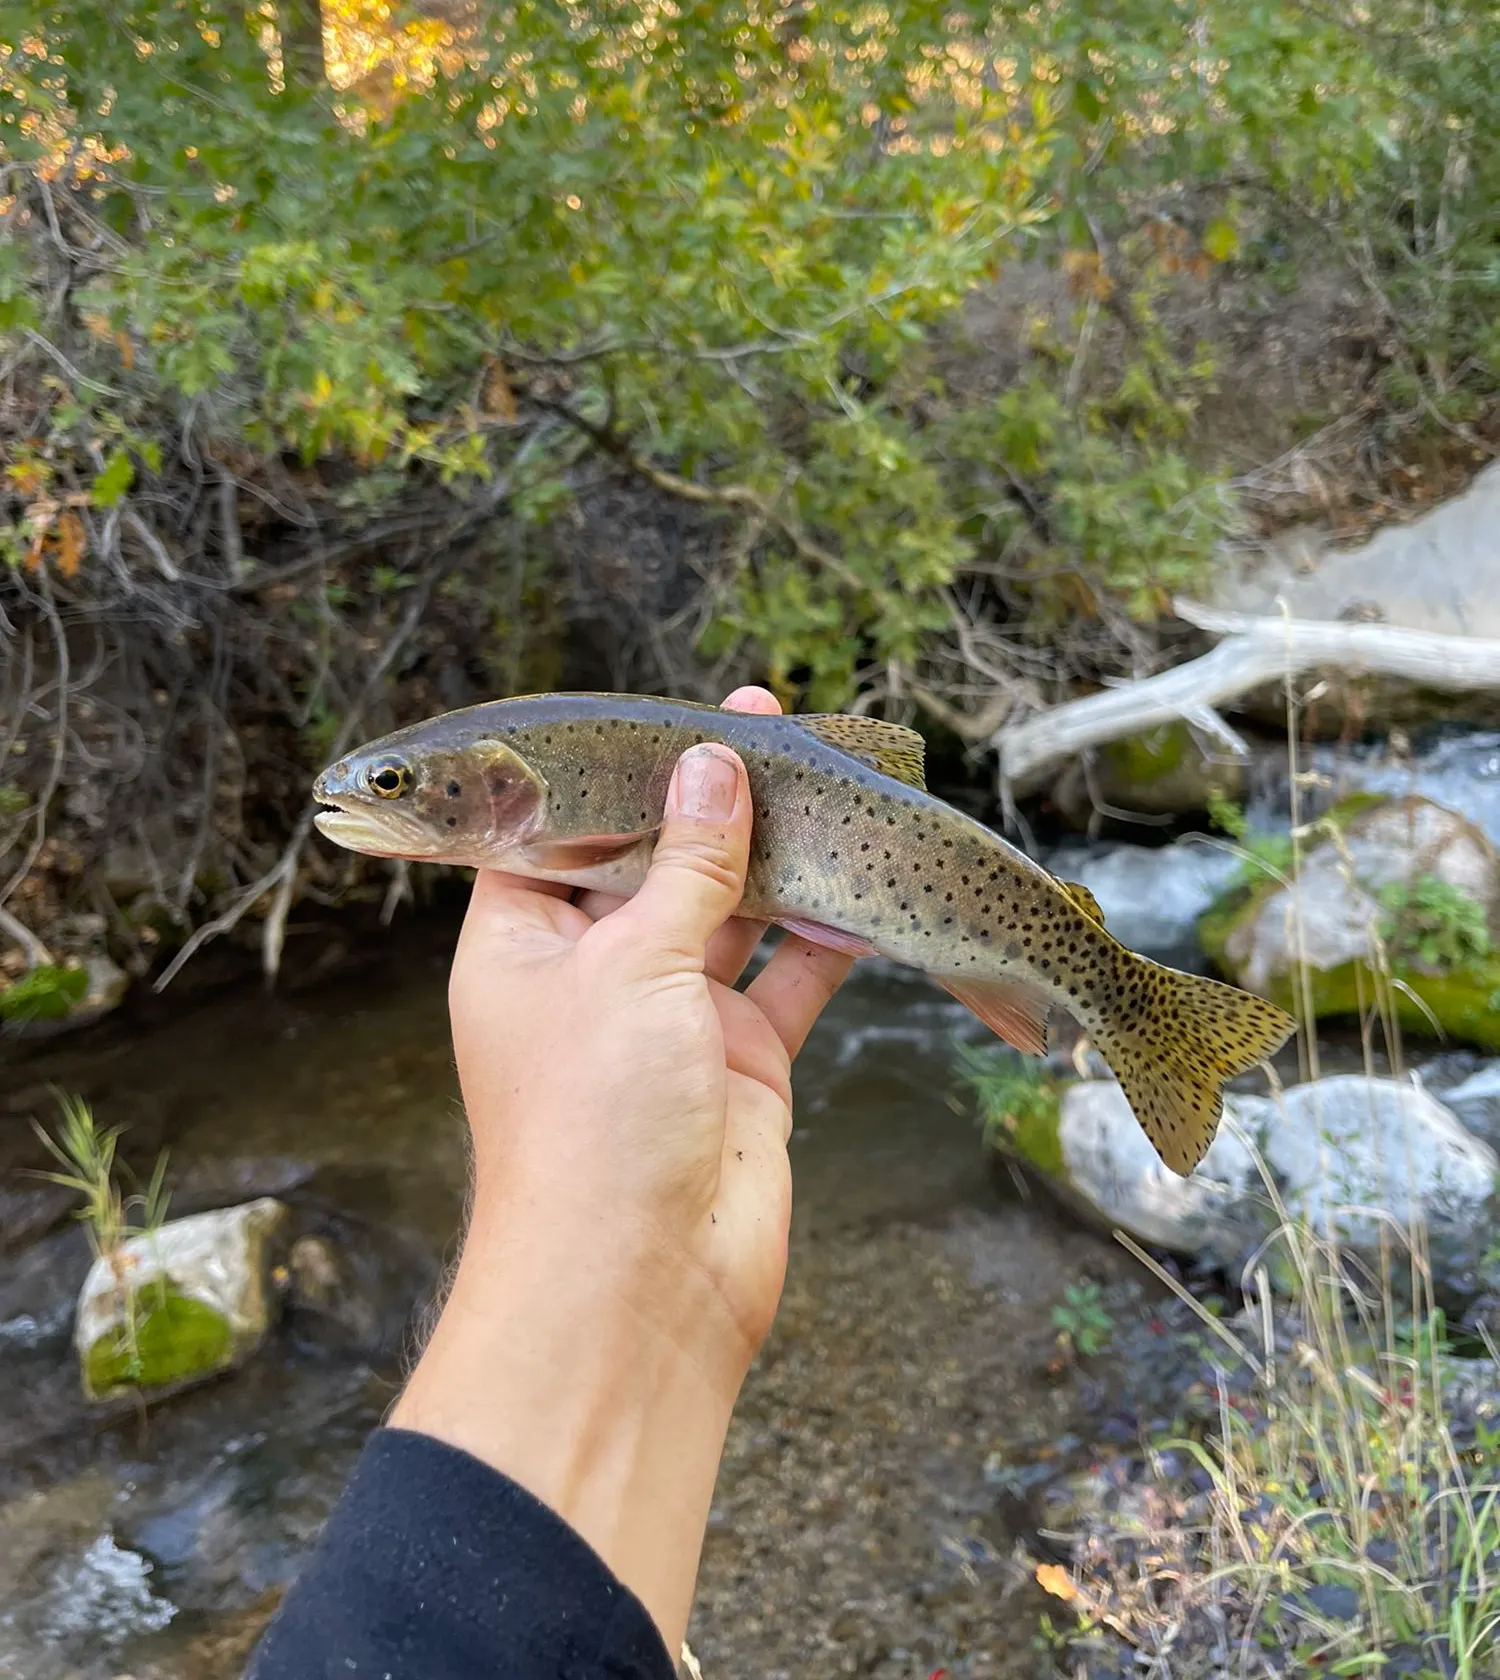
[[0, 904, 53, 968], [995, 598, 1500, 789]]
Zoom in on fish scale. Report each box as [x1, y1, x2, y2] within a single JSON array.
[[312, 692, 1297, 1176]]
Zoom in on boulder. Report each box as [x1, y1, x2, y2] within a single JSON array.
[[1211, 462, 1500, 733], [1202, 796, 1500, 1050], [1002, 1074, 1498, 1304], [74, 1198, 289, 1402], [1215, 460, 1500, 640]]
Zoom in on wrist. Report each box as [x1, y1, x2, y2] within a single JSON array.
[[390, 1202, 744, 1653]]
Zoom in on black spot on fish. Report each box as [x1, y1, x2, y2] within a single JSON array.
[[446, 816, 457, 828], [446, 781, 461, 798]]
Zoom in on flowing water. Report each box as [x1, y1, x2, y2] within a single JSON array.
[[0, 904, 1197, 1680]]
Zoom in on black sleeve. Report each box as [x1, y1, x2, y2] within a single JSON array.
[[247, 1426, 677, 1680]]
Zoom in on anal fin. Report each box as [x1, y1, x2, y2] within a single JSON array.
[[940, 976, 1051, 1057], [775, 916, 878, 959]]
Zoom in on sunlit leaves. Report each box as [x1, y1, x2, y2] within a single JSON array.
[[90, 448, 134, 507]]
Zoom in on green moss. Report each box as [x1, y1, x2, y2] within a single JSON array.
[[1198, 871, 1280, 970], [1000, 1082, 1067, 1178], [83, 1285, 234, 1400], [1264, 955, 1500, 1052], [1322, 790, 1386, 827], [1102, 720, 1189, 785], [0, 963, 88, 1023]]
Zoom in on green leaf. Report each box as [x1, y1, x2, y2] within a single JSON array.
[[1202, 217, 1240, 262], [92, 448, 135, 508], [1072, 81, 1103, 123]]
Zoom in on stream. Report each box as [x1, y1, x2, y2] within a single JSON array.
[[0, 903, 1202, 1680]]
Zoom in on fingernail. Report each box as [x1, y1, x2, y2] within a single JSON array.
[[676, 744, 739, 821]]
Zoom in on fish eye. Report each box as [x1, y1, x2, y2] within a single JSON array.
[[365, 758, 412, 799]]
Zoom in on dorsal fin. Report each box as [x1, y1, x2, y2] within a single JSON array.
[[793, 714, 927, 790], [1059, 880, 1107, 927]]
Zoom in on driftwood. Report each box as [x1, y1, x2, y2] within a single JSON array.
[[993, 597, 1500, 790]]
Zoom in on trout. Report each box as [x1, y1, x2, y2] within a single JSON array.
[[313, 693, 1294, 1175]]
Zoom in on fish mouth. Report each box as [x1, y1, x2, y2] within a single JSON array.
[[312, 793, 429, 858]]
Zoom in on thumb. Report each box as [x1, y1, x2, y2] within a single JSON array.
[[612, 742, 751, 969]]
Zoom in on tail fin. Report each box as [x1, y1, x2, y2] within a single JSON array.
[[1091, 955, 1296, 1175]]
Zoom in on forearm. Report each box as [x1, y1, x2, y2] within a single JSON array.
[[390, 1194, 744, 1655]]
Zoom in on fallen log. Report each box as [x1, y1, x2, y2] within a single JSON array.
[[993, 598, 1500, 791]]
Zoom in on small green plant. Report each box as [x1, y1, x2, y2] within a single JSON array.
[[30, 1093, 172, 1391], [0, 962, 88, 1023], [953, 1041, 1064, 1172], [1206, 789, 1295, 886], [1059, 1184, 1500, 1676], [0, 781, 28, 817], [1377, 874, 1492, 973], [1051, 1282, 1114, 1355]]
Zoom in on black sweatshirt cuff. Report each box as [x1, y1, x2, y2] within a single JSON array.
[[247, 1426, 677, 1679]]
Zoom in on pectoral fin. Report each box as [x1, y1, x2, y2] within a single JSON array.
[[775, 916, 879, 959], [520, 832, 654, 871]]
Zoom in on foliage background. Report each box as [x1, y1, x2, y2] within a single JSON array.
[[1, 0, 1497, 977]]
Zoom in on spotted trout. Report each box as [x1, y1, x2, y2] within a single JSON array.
[[313, 693, 1294, 1174]]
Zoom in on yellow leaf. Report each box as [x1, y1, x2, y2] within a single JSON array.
[[480, 355, 517, 422], [55, 510, 86, 579], [1035, 1563, 1083, 1604]]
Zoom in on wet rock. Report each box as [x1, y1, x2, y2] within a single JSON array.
[[74, 1198, 290, 1402], [1270, 730, 1500, 850], [1045, 841, 1241, 961], [1434, 1059, 1500, 1152], [1062, 1081, 1270, 1264], [69, 951, 130, 1027], [1049, 720, 1247, 824], [1009, 1075, 1498, 1303], [1, 951, 130, 1039], [1202, 796, 1500, 1051], [0, 1224, 89, 1352], [283, 1234, 384, 1354]]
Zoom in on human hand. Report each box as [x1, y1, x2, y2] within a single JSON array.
[[390, 685, 853, 1652]]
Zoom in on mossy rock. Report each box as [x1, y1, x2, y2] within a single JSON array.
[[1054, 720, 1246, 823], [984, 1081, 1067, 1179], [1263, 955, 1500, 1053], [1102, 721, 1190, 785], [73, 1198, 288, 1403], [1198, 794, 1500, 1051], [83, 1284, 235, 1401]]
